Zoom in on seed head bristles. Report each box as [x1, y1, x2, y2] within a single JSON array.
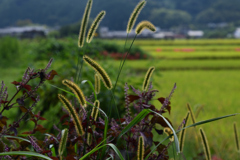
[[179, 111, 190, 152], [83, 55, 112, 89], [137, 136, 145, 160], [187, 103, 196, 125], [87, 126, 92, 145], [87, 11, 106, 43], [199, 128, 211, 160], [62, 79, 86, 107], [164, 127, 174, 142], [58, 128, 68, 160], [234, 122, 240, 152], [127, 1, 146, 33], [78, 0, 92, 47], [135, 21, 156, 35], [58, 94, 85, 136], [94, 74, 101, 94], [142, 66, 155, 91], [91, 100, 100, 121]]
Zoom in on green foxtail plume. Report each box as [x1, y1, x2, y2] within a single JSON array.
[[62, 79, 86, 107], [234, 122, 240, 152], [91, 100, 100, 121], [126, 1, 146, 33], [199, 128, 211, 160], [58, 94, 85, 136], [164, 127, 174, 142], [195, 104, 204, 119], [187, 103, 196, 125], [94, 74, 101, 94], [87, 126, 92, 145], [58, 128, 68, 160], [135, 21, 156, 35], [78, 0, 92, 47], [83, 55, 112, 89], [137, 136, 144, 160], [87, 11, 106, 43], [142, 66, 155, 91], [179, 111, 190, 152]]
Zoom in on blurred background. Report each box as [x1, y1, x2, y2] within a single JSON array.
[[1, 0, 240, 159]]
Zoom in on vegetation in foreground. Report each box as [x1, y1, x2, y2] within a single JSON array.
[[0, 1, 240, 159]]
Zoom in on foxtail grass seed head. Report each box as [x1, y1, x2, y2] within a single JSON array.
[[142, 66, 155, 91], [91, 100, 100, 121], [234, 122, 239, 152], [135, 21, 156, 35], [94, 74, 101, 94], [62, 79, 86, 107], [87, 127, 92, 145], [200, 128, 211, 160], [83, 55, 112, 89], [58, 128, 68, 160], [127, 1, 146, 33], [179, 111, 190, 152], [187, 103, 196, 125], [137, 136, 145, 160], [164, 127, 174, 142], [58, 94, 85, 136], [87, 11, 106, 43], [78, 0, 92, 47]]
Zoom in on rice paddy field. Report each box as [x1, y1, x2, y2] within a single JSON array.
[[1, 38, 240, 159], [110, 39, 240, 159]]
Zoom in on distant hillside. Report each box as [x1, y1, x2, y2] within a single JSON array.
[[1, 0, 240, 30]]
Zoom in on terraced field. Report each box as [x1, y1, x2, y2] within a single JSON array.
[[105, 39, 240, 159]]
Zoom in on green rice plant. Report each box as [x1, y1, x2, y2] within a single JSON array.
[[78, 0, 92, 47], [58, 94, 85, 136], [87, 11, 106, 43], [126, 0, 146, 33], [94, 73, 101, 94], [58, 128, 68, 160], [142, 66, 155, 91], [137, 136, 144, 160], [179, 111, 190, 152], [62, 79, 87, 107], [199, 128, 211, 160], [135, 21, 156, 35], [83, 55, 112, 90]]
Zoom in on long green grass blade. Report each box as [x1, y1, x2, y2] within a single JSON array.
[[80, 143, 124, 160], [1, 135, 30, 143], [150, 110, 180, 154], [0, 151, 52, 160], [176, 113, 238, 134], [117, 109, 150, 139], [81, 80, 97, 101]]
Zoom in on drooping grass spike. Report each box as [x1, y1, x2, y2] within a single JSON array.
[[62, 79, 86, 107], [91, 100, 100, 121], [127, 0, 146, 33], [87, 11, 106, 43], [58, 128, 68, 160], [137, 136, 145, 160], [199, 128, 211, 160], [142, 66, 155, 91], [78, 0, 92, 47], [94, 74, 101, 94], [187, 103, 196, 125], [164, 127, 174, 142], [179, 111, 190, 152], [83, 55, 112, 89], [234, 122, 240, 152], [135, 21, 156, 35], [58, 94, 85, 136]]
